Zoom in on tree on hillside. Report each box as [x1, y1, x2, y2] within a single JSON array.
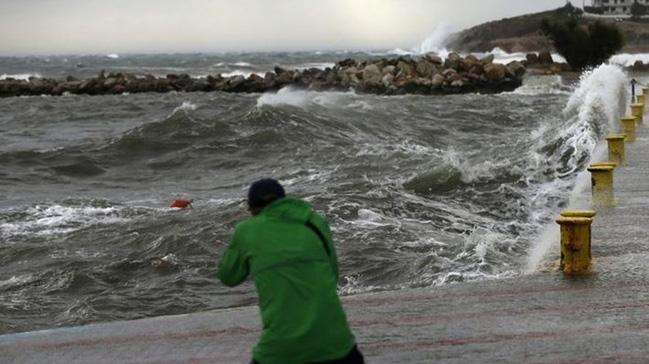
[[540, 18, 624, 70], [631, 0, 648, 18]]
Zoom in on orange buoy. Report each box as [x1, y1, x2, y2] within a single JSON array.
[[170, 199, 193, 209]]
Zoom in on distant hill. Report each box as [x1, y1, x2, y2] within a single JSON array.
[[447, 5, 649, 53]]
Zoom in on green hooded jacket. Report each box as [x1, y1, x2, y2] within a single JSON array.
[[217, 197, 355, 364]]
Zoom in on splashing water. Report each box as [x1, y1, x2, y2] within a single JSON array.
[[414, 23, 455, 55], [526, 64, 629, 271]]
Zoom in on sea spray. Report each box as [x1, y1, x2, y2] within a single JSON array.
[[526, 64, 629, 271], [414, 23, 455, 55]]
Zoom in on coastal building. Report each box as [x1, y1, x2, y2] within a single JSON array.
[[591, 0, 649, 15]]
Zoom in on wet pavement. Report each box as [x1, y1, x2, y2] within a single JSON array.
[[3, 113, 649, 363]]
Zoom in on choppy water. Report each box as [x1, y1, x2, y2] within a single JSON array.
[[0, 53, 631, 334]]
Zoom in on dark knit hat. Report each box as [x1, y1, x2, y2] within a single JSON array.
[[247, 178, 286, 209]]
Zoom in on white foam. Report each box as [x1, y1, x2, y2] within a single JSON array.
[[563, 64, 628, 139], [220, 70, 264, 78], [230, 62, 252, 67], [441, 148, 517, 183], [0, 274, 35, 290], [512, 75, 570, 96], [355, 140, 439, 158], [256, 87, 357, 108], [106, 53, 120, 59], [281, 168, 336, 187], [350, 208, 398, 229], [293, 62, 336, 70], [357, 209, 383, 222], [525, 64, 629, 271], [609, 53, 649, 67], [0, 73, 41, 81], [0, 204, 129, 237], [173, 101, 197, 113]]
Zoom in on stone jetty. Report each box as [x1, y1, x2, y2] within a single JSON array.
[[0, 53, 527, 98]]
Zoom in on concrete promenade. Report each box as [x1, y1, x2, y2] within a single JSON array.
[[3, 105, 649, 363]]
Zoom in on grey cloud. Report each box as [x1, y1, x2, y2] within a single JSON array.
[[0, 0, 572, 55]]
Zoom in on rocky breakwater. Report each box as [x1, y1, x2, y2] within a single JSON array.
[[0, 53, 526, 98], [523, 50, 572, 75]]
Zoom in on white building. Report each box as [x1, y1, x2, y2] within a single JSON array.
[[591, 0, 649, 15]]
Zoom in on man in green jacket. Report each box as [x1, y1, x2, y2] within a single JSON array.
[[217, 178, 364, 364]]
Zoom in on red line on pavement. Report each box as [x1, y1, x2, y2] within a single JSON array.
[[363, 322, 649, 352], [4, 326, 256, 350], [128, 355, 248, 364], [349, 299, 649, 327], [528, 353, 649, 364], [343, 281, 649, 308], [5, 298, 649, 352]]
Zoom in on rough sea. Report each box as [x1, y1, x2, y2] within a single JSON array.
[[0, 51, 633, 334]]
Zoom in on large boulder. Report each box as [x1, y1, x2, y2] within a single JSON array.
[[396, 61, 414, 78], [506, 61, 526, 78], [79, 79, 100, 94], [442, 68, 458, 79], [464, 55, 480, 67], [483, 63, 507, 82], [444, 52, 463, 70], [469, 64, 485, 75], [103, 77, 117, 88], [382, 73, 394, 87], [526, 53, 539, 65], [480, 54, 495, 65], [224, 75, 246, 92], [28, 78, 48, 94], [337, 66, 360, 87], [112, 84, 127, 94], [397, 78, 432, 94], [274, 67, 295, 85], [337, 58, 356, 68], [382, 65, 395, 76], [415, 61, 436, 78], [425, 54, 443, 65], [362, 64, 383, 85], [431, 73, 445, 87]]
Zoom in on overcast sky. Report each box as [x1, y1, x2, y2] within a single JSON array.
[[0, 0, 584, 56]]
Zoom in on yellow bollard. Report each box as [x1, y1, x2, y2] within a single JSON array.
[[587, 164, 615, 207], [631, 103, 644, 124], [560, 210, 597, 218], [606, 134, 626, 166], [556, 210, 595, 274], [637, 94, 646, 105], [590, 161, 617, 169], [621, 116, 637, 142]]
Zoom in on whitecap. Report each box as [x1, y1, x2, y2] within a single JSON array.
[[512, 75, 571, 96], [172, 101, 197, 113], [220, 70, 264, 78], [230, 62, 252, 67], [0, 73, 41, 81], [0, 204, 129, 237], [256, 87, 356, 108]]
